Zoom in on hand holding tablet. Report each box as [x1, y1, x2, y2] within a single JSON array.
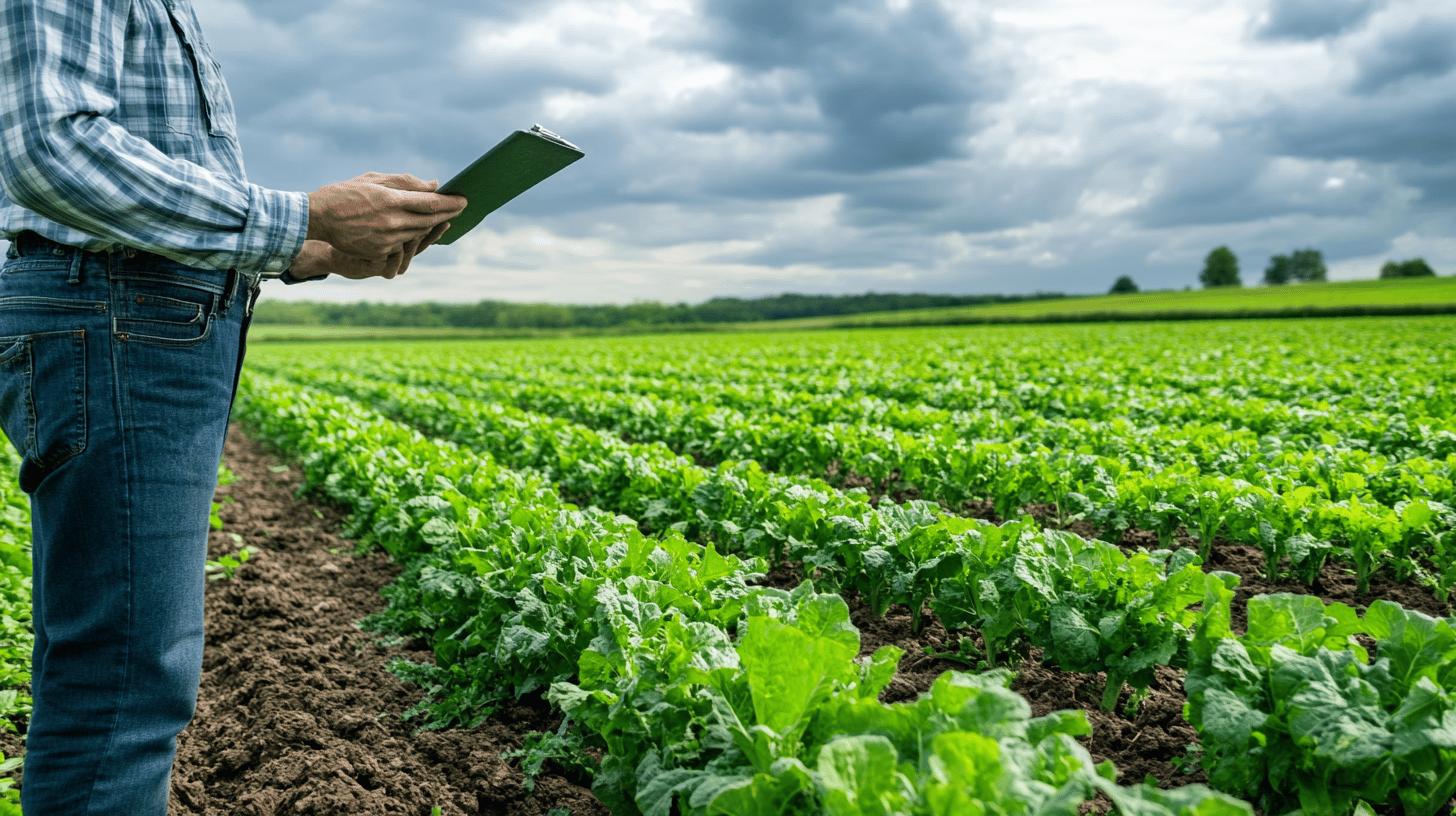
[[433, 124, 585, 245]]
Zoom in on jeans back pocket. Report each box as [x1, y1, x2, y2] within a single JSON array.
[[0, 330, 87, 493]]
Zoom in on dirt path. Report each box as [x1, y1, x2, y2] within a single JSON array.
[[169, 426, 605, 816]]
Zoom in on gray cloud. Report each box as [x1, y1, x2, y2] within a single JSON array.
[[1350, 17, 1456, 93], [157, 0, 1455, 303], [1253, 0, 1382, 41], [695, 0, 1005, 173]]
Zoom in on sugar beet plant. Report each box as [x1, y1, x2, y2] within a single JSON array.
[[236, 374, 1248, 814], [0, 443, 28, 815], [270, 319, 1456, 597], [1186, 586, 1456, 815], [257, 363, 1235, 711]]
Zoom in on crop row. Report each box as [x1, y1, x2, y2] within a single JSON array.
[[256, 361, 1233, 709], [235, 373, 1246, 815], [299, 350, 1455, 476], [354, 358, 1456, 461], [354, 320, 1454, 455], [0, 443, 30, 812], [264, 351, 1456, 598], [240, 369, 1456, 815]]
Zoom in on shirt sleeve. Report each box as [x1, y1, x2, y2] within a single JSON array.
[[0, 0, 308, 276]]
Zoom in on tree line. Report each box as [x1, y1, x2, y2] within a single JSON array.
[[1196, 246, 1438, 289], [253, 290, 1067, 329], [1109, 249, 1440, 293]]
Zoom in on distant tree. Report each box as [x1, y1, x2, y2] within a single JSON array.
[[1380, 258, 1437, 278], [1289, 248, 1327, 282], [1264, 254, 1291, 285], [1200, 246, 1242, 288], [1109, 275, 1139, 294]]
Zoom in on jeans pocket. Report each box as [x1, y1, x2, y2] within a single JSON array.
[[114, 279, 218, 347], [0, 330, 87, 493]]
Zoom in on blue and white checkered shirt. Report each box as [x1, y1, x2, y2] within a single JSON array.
[[0, 0, 308, 279]]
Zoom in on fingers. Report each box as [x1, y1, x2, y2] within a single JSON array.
[[415, 221, 451, 256], [394, 189, 469, 217], [361, 172, 438, 192], [381, 173, 439, 193], [397, 237, 422, 276], [382, 248, 404, 280]]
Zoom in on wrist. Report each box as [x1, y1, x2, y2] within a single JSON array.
[[304, 192, 328, 243]]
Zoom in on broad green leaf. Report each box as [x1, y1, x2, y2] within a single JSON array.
[[924, 731, 1003, 812], [1049, 603, 1100, 669], [1363, 601, 1456, 692], [816, 735, 911, 816], [860, 645, 904, 700], [1098, 780, 1254, 815], [739, 613, 859, 736], [1245, 594, 1362, 653]]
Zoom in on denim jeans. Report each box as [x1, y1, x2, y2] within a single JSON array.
[[0, 235, 260, 814]]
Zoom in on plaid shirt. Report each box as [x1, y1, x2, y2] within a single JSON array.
[[0, 0, 307, 279]]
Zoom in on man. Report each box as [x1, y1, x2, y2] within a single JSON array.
[[0, 1, 467, 812]]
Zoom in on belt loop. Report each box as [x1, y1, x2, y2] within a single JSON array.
[[245, 275, 261, 318], [67, 250, 83, 285], [220, 267, 239, 317]]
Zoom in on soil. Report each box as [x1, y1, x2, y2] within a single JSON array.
[[848, 597, 1204, 792], [166, 426, 606, 816], [1201, 541, 1453, 626]]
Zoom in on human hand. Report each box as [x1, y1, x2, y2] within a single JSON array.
[[288, 230, 450, 281], [306, 172, 466, 261]]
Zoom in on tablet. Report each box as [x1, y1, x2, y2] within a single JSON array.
[[434, 124, 585, 245]]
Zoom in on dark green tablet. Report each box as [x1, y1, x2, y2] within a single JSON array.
[[434, 125, 585, 245]]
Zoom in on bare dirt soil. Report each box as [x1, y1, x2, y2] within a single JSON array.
[[168, 426, 605, 816]]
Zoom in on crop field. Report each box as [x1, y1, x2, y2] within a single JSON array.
[[3, 315, 1455, 814], [745, 276, 1456, 329], [236, 315, 1456, 815]]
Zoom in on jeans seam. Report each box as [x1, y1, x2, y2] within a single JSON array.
[[82, 285, 135, 815], [27, 331, 89, 472], [0, 296, 109, 312], [22, 340, 37, 459], [108, 269, 226, 296]]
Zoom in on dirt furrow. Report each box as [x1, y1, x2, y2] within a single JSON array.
[[169, 425, 604, 816]]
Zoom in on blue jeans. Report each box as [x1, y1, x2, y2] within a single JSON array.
[[0, 235, 259, 814]]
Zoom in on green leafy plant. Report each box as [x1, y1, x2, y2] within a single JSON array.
[[505, 723, 597, 793], [1186, 588, 1456, 815], [0, 752, 21, 814], [205, 543, 254, 581]]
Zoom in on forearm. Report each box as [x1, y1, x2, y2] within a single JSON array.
[[0, 116, 308, 276]]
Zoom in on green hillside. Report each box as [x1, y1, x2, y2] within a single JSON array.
[[742, 276, 1456, 330]]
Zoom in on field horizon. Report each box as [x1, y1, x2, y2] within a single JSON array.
[[251, 275, 1456, 342]]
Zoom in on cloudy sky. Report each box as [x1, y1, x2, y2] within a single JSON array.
[[195, 0, 1451, 303]]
